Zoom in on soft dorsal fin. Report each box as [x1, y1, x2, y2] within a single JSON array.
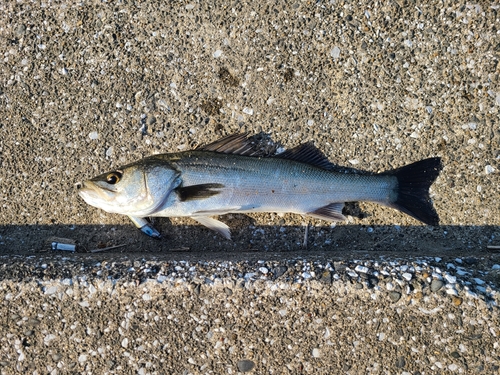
[[274, 143, 335, 170], [197, 133, 258, 156]]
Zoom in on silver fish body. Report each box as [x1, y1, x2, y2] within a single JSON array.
[[78, 134, 442, 239]]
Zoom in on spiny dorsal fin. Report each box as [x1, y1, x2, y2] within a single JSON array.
[[274, 143, 335, 170], [197, 133, 258, 156]]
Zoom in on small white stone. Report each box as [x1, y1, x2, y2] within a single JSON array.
[[492, 264, 500, 270], [402, 272, 412, 281], [348, 159, 359, 165], [213, 49, 223, 58], [346, 270, 358, 278], [142, 293, 152, 301], [354, 265, 369, 273], [446, 288, 458, 296], [88, 131, 99, 140], [312, 348, 321, 358], [444, 274, 456, 284], [477, 185, 482, 193], [448, 363, 458, 371], [242, 107, 253, 115], [44, 286, 58, 295], [44, 334, 56, 344], [185, 3, 195, 9], [121, 338, 129, 348], [78, 354, 87, 363], [307, 119, 314, 126], [157, 275, 167, 283], [330, 46, 340, 59], [485, 165, 495, 174], [259, 267, 269, 274]]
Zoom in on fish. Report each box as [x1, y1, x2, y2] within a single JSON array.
[[77, 133, 443, 239]]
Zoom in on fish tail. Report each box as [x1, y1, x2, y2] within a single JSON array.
[[384, 157, 443, 225]]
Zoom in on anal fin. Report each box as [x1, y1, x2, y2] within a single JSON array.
[[307, 203, 346, 222], [192, 216, 231, 240]]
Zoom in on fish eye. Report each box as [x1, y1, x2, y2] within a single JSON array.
[[106, 171, 122, 185]]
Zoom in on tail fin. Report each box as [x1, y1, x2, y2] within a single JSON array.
[[384, 157, 443, 225]]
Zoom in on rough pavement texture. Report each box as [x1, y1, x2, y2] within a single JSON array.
[[0, 253, 499, 374], [0, 0, 499, 374]]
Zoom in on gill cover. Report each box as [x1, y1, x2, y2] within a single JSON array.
[[79, 158, 180, 217]]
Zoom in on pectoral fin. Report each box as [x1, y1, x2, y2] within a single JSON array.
[[175, 183, 225, 202], [307, 203, 346, 222], [128, 216, 162, 239], [192, 216, 231, 240]]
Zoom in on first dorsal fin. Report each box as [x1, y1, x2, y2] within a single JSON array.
[[197, 133, 258, 156], [274, 143, 335, 170]]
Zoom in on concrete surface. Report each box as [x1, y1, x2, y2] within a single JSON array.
[[0, 0, 499, 373]]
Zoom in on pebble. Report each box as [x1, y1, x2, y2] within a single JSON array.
[[312, 348, 321, 358], [88, 131, 99, 140], [273, 266, 287, 279], [473, 278, 485, 285], [259, 267, 269, 274], [355, 265, 369, 273], [452, 296, 462, 306], [346, 270, 358, 278], [389, 291, 401, 302], [319, 270, 332, 284], [330, 46, 341, 59], [402, 272, 412, 281], [444, 274, 457, 284], [237, 359, 255, 372], [395, 356, 405, 368], [485, 165, 495, 174], [431, 280, 444, 292]]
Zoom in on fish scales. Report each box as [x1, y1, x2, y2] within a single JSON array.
[[159, 150, 397, 217]]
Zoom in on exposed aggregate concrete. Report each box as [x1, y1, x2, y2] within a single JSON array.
[[0, 254, 499, 374], [0, 0, 499, 374]]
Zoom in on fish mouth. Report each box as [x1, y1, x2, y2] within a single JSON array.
[[77, 180, 111, 206]]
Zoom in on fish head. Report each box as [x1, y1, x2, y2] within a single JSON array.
[[78, 159, 180, 216]]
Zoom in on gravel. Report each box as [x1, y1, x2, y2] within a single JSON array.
[[1, 253, 499, 373]]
